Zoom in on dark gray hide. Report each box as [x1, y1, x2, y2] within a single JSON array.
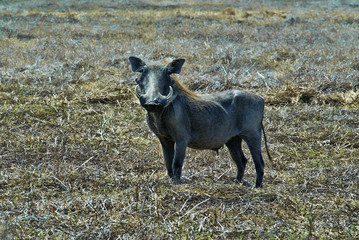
[[129, 56, 270, 187]]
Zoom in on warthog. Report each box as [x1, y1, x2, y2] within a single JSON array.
[[129, 56, 271, 187]]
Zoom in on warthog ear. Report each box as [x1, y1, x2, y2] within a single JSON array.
[[166, 59, 185, 74], [129, 56, 146, 73]]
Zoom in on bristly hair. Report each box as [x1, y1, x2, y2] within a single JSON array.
[[171, 75, 201, 101]]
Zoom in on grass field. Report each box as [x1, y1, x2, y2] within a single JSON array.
[[0, 0, 358, 239]]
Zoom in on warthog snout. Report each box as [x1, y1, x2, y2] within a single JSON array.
[[135, 85, 173, 112], [144, 99, 164, 112]]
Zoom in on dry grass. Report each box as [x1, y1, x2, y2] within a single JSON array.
[[0, 0, 358, 239]]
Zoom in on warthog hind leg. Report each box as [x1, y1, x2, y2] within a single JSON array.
[[226, 136, 248, 184], [244, 131, 264, 188]]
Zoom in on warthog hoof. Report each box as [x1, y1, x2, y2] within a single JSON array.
[[170, 177, 182, 184], [242, 181, 252, 187], [234, 178, 253, 187]]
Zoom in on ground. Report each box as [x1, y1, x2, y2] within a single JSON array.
[[0, 0, 358, 239]]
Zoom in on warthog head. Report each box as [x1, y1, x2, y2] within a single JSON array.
[[129, 56, 185, 112]]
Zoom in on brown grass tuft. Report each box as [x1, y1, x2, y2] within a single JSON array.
[[221, 7, 236, 16]]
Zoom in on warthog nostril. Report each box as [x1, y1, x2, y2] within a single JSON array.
[[144, 102, 160, 107], [144, 101, 163, 112]]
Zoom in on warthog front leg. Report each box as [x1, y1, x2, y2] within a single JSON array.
[[172, 141, 187, 182], [160, 139, 175, 178]]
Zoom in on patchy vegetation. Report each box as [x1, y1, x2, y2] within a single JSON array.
[[0, 0, 358, 239]]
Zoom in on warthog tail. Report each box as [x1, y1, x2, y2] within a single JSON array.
[[261, 122, 273, 162]]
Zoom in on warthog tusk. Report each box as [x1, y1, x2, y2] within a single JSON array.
[[167, 86, 173, 100], [135, 85, 141, 98]]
